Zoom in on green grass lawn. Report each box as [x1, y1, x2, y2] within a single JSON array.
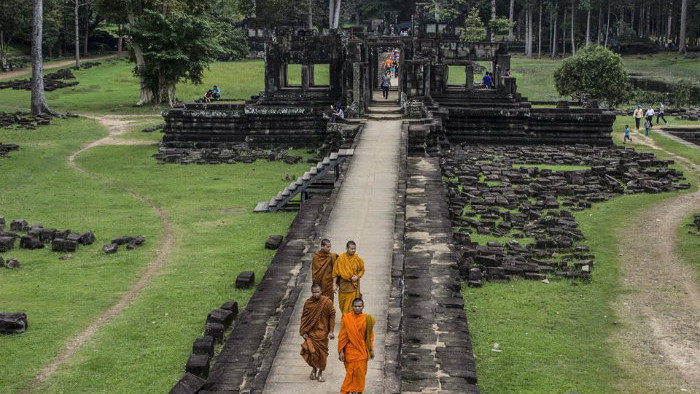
[[678, 211, 700, 282], [0, 116, 312, 392]]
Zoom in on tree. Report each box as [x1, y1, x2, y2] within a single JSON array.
[[329, 0, 340, 28], [461, 7, 486, 42], [31, 0, 56, 115], [0, 0, 31, 71], [129, 9, 220, 106], [553, 45, 629, 106], [679, 0, 687, 53]]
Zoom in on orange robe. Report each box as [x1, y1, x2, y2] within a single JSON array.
[[332, 252, 365, 314], [299, 296, 335, 371], [338, 312, 375, 394], [312, 250, 337, 301]]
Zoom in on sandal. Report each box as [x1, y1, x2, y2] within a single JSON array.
[[317, 375, 326, 383], [309, 371, 316, 380]]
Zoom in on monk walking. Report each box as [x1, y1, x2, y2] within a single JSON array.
[[333, 241, 365, 314], [338, 298, 375, 394], [312, 239, 338, 300], [300, 283, 336, 382]]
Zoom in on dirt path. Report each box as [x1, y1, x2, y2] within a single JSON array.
[[0, 55, 118, 80], [24, 115, 173, 390], [612, 129, 700, 392]]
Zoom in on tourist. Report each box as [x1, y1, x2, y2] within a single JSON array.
[[300, 283, 335, 383], [332, 241, 365, 314], [645, 106, 655, 128], [203, 89, 212, 103], [313, 239, 338, 300], [384, 57, 392, 72], [211, 85, 221, 100], [381, 71, 391, 99], [338, 298, 375, 394], [390, 61, 396, 78], [633, 105, 644, 130], [644, 118, 651, 136], [482, 71, 492, 89], [331, 104, 345, 124], [624, 124, 632, 143], [657, 102, 668, 125], [504, 68, 511, 77]]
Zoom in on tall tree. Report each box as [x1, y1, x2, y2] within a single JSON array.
[[570, 0, 576, 55], [508, 0, 515, 40], [538, 0, 543, 57], [552, 0, 559, 57], [0, 0, 31, 71], [31, 0, 55, 115], [329, 0, 341, 28], [679, 0, 687, 52], [490, 0, 497, 41]]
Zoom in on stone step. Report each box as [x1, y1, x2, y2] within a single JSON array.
[[367, 113, 403, 120], [368, 106, 402, 114], [370, 100, 400, 107]]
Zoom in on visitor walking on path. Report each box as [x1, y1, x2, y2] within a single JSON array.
[[646, 106, 655, 128], [312, 239, 338, 300], [381, 72, 391, 99], [482, 71, 492, 89], [633, 105, 644, 130], [299, 284, 335, 383], [644, 118, 651, 136], [338, 298, 375, 394], [332, 241, 365, 314], [624, 124, 632, 143], [657, 102, 668, 125]]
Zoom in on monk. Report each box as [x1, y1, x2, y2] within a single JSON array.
[[338, 298, 375, 394], [300, 283, 336, 382], [312, 239, 338, 300], [332, 241, 365, 314]]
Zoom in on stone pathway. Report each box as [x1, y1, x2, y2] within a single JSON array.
[[0, 54, 118, 80], [263, 118, 403, 393]]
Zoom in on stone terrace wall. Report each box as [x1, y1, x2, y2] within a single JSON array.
[[162, 104, 329, 149]]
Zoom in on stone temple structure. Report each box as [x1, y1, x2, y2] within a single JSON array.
[[159, 7, 615, 158]]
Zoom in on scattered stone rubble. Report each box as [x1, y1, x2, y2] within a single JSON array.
[[0, 111, 53, 129], [0, 217, 96, 256], [154, 143, 303, 165], [441, 144, 688, 285], [74, 61, 101, 70], [103, 235, 145, 254], [0, 68, 79, 91], [0, 142, 19, 158], [692, 213, 700, 234]]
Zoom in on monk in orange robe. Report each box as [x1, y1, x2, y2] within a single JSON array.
[[332, 241, 365, 314], [300, 284, 336, 382], [338, 297, 375, 394], [312, 239, 338, 301]]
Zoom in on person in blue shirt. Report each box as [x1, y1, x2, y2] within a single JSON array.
[[623, 124, 632, 143], [482, 72, 491, 89], [211, 85, 221, 100]]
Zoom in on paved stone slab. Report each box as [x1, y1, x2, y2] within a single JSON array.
[[263, 119, 402, 393]]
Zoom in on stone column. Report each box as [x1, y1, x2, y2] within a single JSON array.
[[301, 64, 310, 92], [465, 63, 474, 88], [353, 62, 361, 111]]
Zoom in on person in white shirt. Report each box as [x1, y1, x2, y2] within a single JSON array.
[[645, 107, 655, 128], [657, 102, 668, 125], [633, 105, 644, 130]]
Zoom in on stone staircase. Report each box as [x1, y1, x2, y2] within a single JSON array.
[[368, 91, 402, 120], [254, 149, 354, 212]]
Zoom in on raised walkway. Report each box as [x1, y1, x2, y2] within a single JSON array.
[[263, 116, 403, 393]]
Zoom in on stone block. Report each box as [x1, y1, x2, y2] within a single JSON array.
[[0, 312, 28, 334], [207, 308, 235, 329], [205, 322, 225, 344], [103, 243, 118, 254], [79, 230, 96, 245], [54, 229, 70, 239], [220, 301, 239, 316], [40, 228, 57, 243], [235, 271, 255, 289], [52, 239, 78, 252], [19, 236, 44, 250], [264, 235, 283, 249], [169, 372, 205, 394], [0, 236, 15, 252], [192, 336, 215, 357], [111, 236, 133, 245], [10, 219, 28, 232], [6, 259, 21, 268], [0, 257, 3, 268], [185, 353, 211, 378], [0, 217, 4, 231]]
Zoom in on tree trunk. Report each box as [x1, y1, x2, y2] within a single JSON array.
[[0, 31, 9, 71], [333, 0, 341, 29], [562, 6, 567, 56], [679, 0, 687, 53], [604, 2, 610, 47], [526, 7, 533, 58], [127, 8, 154, 105], [490, 0, 497, 41], [666, 14, 672, 41], [74, 0, 80, 69], [597, 3, 602, 45], [328, 0, 341, 29], [570, 0, 576, 55], [307, 0, 313, 29], [538, 1, 543, 57], [585, 8, 590, 46], [31, 0, 55, 116], [508, 0, 515, 41], [83, 2, 89, 57], [552, 1, 558, 58]]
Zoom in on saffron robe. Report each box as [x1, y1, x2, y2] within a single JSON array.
[[312, 250, 338, 300], [338, 312, 375, 394], [332, 252, 365, 314], [299, 296, 335, 371]]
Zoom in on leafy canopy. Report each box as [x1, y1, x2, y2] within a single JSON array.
[[553, 45, 630, 106], [461, 7, 486, 42]]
